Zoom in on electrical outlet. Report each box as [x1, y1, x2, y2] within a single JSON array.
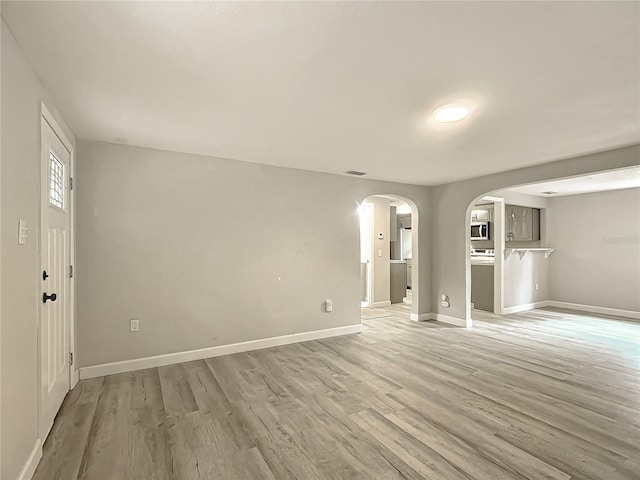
[[130, 319, 140, 332], [440, 294, 450, 308], [325, 299, 333, 312]]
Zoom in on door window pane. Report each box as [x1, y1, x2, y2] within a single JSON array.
[[49, 150, 65, 209]]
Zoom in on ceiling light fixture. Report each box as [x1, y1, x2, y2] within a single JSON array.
[[433, 104, 470, 123]]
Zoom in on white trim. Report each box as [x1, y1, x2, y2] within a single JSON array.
[[38, 102, 75, 442], [41, 103, 76, 392], [502, 301, 551, 315], [72, 369, 80, 388], [493, 199, 505, 315], [434, 313, 472, 328], [547, 301, 640, 321], [408, 312, 472, 327], [16, 439, 42, 480], [41, 104, 73, 153], [409, 312, 433, 322], [371, 300, 392, 308], [80, 324, 363, 379]]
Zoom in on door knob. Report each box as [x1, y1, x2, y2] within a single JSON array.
[[42, 292, 57, 303]]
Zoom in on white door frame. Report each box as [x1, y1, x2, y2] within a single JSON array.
[[38, 102, 76, 441]]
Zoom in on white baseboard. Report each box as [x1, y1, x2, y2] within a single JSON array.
[[80, 324, 363, 380], [494, 300, 639, 321], [371, 300, 392, 308], [408, 312, 470, 327], [546, 301, 640, 320], [17, 439, 42, 480], [434, 313, 472, 328], [503, 301, 550, 315], [409, 312, 433, 322]]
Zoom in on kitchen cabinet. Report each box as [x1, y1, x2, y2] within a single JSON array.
[[471, 264, 494, 312], [506, 205, 540, 242], [390, 261, 407, 304], [397, 214, 411, 229], [471, 205, 493, 223]]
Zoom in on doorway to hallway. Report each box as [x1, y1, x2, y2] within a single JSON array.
[[359, 194, 416, 316]]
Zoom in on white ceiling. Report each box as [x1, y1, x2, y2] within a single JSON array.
[[3, 2, 639, 186], [506, 166, 640, 197]]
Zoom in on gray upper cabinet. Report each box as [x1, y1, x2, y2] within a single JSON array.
[[506, 205, 540, 242], [471, 205, 493, 223], [397, 214, 411, 229]]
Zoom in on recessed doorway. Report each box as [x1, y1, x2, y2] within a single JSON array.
[[359, 194, 418, 322]]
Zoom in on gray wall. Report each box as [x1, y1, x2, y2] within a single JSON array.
[[495, 191, 550, 309], [432, 145, 640, 322], [2, 13, 639, 476], [76, 140, 432, 367], [548, 188, 640, 312], [1, 20, 76, 479], [1, 5, 3, 475], [75, 142, 640, 369], [503, 254, 549, 309], [371, 196, 390, 306]]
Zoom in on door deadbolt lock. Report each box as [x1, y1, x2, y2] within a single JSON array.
[[42, 292, 57, 303]]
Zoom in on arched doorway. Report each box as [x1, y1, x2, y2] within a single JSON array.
[[359, 194, 420, 321], [464, 168, 638, 324]]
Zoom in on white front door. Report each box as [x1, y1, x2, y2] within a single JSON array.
[[39, 117, 71, 440]]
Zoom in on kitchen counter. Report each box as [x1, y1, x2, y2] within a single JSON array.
[[471, 263, 494, 311], [390, 262, 407, 304], [470, 256, 495, 266]]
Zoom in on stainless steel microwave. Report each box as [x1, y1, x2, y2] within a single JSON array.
[[470, 222, 490, 240]]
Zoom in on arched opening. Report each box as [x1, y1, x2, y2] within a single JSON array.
[[359, 194, 420, 322], [464, 194, 505, 326], [464, 166, 640, 326]]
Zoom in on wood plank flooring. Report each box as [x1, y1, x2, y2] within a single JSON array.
[[33, 306, 640, 480]]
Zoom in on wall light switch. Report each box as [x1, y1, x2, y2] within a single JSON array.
[[378, 250, 383, 257], [18, 220, 28, 245], [130, 319, 140, 332]]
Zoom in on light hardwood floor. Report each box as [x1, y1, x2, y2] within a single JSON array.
[[34, 306, 640, 480]]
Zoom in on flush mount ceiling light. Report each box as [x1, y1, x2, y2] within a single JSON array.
[[433, 104, 470, 123]]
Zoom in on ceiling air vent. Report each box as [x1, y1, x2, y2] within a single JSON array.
[[542, 191, 558, 195], [345, 170, 367, 176]]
